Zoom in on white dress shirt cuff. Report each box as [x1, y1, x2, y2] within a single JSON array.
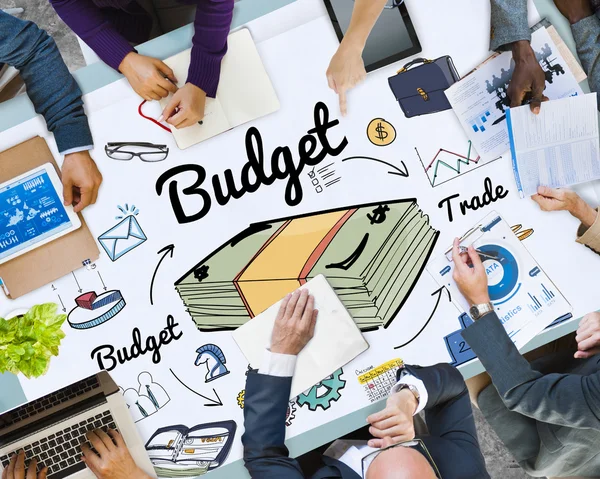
[[390, 373, 428, 415], [258, 349, 297, 377], [61, 145, 93, 156]]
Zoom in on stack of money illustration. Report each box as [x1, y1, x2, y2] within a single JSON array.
[[175, 200, 438, 331]]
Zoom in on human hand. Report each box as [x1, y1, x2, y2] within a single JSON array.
[[326, 41, 366, 116], [81, 429, 150, 479], [553, 0, 593, 24], [118, 52, 178, 101], [160, 83, 206, 129], [2, 451, 47, 479], [269, 289, 318, 356], [532, 186, 598, 228], [366, 389, 418, 448], [62, 151, 103, 213], [451, 238, 490, 306], [575, 312, 600, 359], [508, 41, 547, 114]]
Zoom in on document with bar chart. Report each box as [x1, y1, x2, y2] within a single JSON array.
[[428, 211, 572, 350], [444, 27, 583, 162]]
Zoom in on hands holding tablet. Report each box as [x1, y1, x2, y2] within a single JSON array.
[[62, 151, 103, 213]]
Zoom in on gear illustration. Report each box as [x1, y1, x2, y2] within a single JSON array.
[[237, 389, 245, 409], [286, 400, 297, 427], [296, 368, 346, 411]]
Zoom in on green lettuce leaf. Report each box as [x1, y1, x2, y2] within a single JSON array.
[[0, 303, 67, 378]]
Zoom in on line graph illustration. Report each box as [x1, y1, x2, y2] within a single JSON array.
[[416, 140, 497, 187]]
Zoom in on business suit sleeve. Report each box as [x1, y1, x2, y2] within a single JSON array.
[[242, 371, 305, 479], [571, 14, 600, 111], [490, 0, 531, 51], [187, 0, 234, 98], [403, 364, 487, 471], [576, 208, 600, 254], [0, 11, 93, 153], [462, 312, 600, 428]]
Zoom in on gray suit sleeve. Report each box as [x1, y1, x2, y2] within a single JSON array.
[[462, 312, 600, 428], [571, 14, 600, 110], [490, 0, 531, 51]]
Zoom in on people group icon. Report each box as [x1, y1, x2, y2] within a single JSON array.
[[120, 371, 170, 422]]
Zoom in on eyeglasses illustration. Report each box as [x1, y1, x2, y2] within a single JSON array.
[[104, 142, 169, 162]]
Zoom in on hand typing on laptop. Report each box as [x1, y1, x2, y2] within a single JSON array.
[[3, 429, 151, 479], [80, 429, 152, 479]]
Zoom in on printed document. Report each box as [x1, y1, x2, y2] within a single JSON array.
[[445, 27, 583, 161], [507, 93, 600, 197]]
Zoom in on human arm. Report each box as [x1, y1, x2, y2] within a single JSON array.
[[49, 0, 177, 101], [367, 362, 479, 443], [0, 11, 92, 153], [0, 12, 102, 212], [453, 241, 600, 427], [242, 290, 317, 478], [553, 0, 600, 110], [531, 186, 600, 253], [575, 312, 600, 358], [161, 0, 234, 128], [49, 0, 137, 74], [81, 429, 153, 478], [242, 373, 305, 479], [325, 0, 387, 116], [490, 0, 546, 112]]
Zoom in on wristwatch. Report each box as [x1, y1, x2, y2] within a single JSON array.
[[397, 366, 421, 403], [469, 302, 494, 320], [398, 383, 421, 403]]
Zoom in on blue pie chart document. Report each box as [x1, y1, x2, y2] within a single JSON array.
[[428, 211, 572, 350]]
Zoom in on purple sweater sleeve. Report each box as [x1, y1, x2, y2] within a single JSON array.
[[188, 0, 234, 97], [49, 0, 140, 72]]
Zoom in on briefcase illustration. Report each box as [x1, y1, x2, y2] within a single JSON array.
[[388, 56, 460, 118]]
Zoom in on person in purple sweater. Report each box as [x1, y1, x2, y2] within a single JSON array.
[[49, 0, 234, 129]]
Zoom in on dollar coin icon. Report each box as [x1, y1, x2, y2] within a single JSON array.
[[367, 118, 396, 146]]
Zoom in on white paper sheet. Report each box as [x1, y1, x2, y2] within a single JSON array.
[[232, 275, 369, 399], [507, 93, 600, 196], [428, 212, 572, 350], [445, 27, 583, 162], [159, 28, 280, 149]]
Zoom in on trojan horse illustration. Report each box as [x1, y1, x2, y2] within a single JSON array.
[[194, 344, 230, 382]]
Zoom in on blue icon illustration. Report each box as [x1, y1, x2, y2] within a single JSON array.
[[195, 344, 230, 382], [98, 204, 147, 262]]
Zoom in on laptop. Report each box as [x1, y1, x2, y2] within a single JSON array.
[[0, 371, 154, 479]]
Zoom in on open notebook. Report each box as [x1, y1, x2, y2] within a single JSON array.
[[160, 28, 280, 149], [232, 275, 369, 399]]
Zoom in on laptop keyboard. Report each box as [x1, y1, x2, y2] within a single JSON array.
[[0, 410, 117, 479], [0, 377, 100, 429]]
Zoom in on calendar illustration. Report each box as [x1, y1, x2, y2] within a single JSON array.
[[357, 358, 404, 403]]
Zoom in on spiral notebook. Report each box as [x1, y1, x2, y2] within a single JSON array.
[[159, 28, 280, 149]]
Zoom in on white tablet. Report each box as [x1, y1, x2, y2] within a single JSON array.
[[0, 163, 81, 265]]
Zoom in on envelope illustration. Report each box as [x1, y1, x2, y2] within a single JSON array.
[[98, 215, 147, 262]]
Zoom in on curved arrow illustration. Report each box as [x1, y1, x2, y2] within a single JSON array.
[[341, 156, 409, 177], [150, 244, 175, 305], [169, 368, 223, 407], [394, 286, 451, 349]]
